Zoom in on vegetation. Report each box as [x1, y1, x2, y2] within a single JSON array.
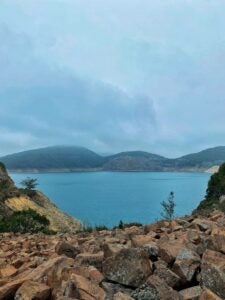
[[1, 145, 225, 172], [81, 221, 108, 232], [113, 220, 143, 230], [196, 163, 225, 214], [20, 177, 38, 190], [161, 191, 176, 221], [0, 209, 53, 234]]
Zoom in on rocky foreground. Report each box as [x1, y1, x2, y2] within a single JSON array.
[[0, 212, 225, 299]]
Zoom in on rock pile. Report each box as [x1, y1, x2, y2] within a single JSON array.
[[0, 211, 225, 299]]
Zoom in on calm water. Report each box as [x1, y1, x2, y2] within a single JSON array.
[[10, 172, 210, 227]]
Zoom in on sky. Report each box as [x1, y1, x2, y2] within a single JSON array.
[[0, 0, 225, 157]]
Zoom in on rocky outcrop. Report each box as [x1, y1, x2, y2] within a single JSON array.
[[0, 162, 81, 232], [0, 211, 225, 299]]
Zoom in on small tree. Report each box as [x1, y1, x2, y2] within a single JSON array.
[[20, 177, 38, 191], [161, 191, 176, 221]]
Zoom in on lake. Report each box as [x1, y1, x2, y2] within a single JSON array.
[[10, 172, 211, 227]]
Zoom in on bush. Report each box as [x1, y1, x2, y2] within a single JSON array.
[[81, 221, 108, 232], [0, 209, 52, 234], [113, 220, 143, 230], [161, 191, 176, 221], [196, 163, 225, 213]]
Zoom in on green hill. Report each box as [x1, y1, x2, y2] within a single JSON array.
[[171, 146, 225, 169], [1, 146, 105, 172], [1, 145, 225, 172], [103, 151, 166, 171]]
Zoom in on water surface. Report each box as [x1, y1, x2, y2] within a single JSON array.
[[10, 172, 210, 227]]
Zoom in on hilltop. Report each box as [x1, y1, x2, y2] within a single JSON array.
[[1, 145, 225, 173]]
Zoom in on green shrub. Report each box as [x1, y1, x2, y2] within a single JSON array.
[[0, 209, 51, 234], [161, 191, 176, 221], [95, 225, 108, 231], [113, 220, 143, 230], [196, 163, 225, 213]]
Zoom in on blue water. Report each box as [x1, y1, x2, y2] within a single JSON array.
[[10, 172, 210, 227]]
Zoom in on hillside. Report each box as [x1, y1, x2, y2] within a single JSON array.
[[1, 146, 105, 172], [196, 162, 225, 214], [171, 146, 225, 170], [0, 163, 81, 232], [1, 145, 225, 172], [103, 151, 166, 171]]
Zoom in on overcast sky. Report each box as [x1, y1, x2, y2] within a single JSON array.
[[0, 0, 225, 157]]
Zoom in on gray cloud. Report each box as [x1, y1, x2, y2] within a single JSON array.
[[0, 1, 225, 157]]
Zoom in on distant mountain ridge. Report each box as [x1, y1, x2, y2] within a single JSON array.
[[1, 145, 225, 172]]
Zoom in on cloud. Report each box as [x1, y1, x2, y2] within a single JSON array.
[[0, 1, 225, 157], [0, 26, 157, 155]]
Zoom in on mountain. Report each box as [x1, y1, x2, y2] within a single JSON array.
[[1, 145, 225, 172], [170, 146, 225, 170], [103, 151, 166, 171], [1, 146, 105, 172]]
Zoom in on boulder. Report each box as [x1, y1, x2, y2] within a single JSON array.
[[201, 249, 225, 299], [0, 265, 17, 278], [186, 230, 201, 244], [179, 286, 202, 300], [55, 241, 80, 258], [103, 248, 152, 287], [143, 242, 159, 258], [101, 282, 133, 300], [0, 269, 33, 300], [67, 274, 106, 300], [158, 239, 187, 264], [14, 280, 50, 300], [172, 248, 200, 283], [200, 288, 223, 300], [191, 219, 213, 231], [132, 275, 182, 300], [131, 235, 154, 247], [113, 292, 135, 300], [103, 243, 127, 258], [154, 262, 181, 288], [206, 227, 225, 253], [75, 252, 104, 270], [73, 266, 104, 284]]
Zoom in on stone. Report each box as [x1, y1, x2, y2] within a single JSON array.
[[154, 262, 181, 288], [179, 286, 202, 300], [55, 241, 80, 258], [158, 239, 187, 264], [201, 249, 225, 299], [172, 248, 200, 282], [75, 252, 104, 270], [113, 292, 135, 300], [68, 274, 106, 300], [191, 218, 213, 231], [143, 242, 159, 258], [0, 270, 33, 300], [73, 266, 104, 284], [131, 235, 154, 247], [200, 288, 223, 300], [187, 230, 201, 244], [15, 280, 50, 300], [103, 243, 127, 258], [0, 265, 17, 278], [207, 227, 225, 253], [132, 275, 182, 300], [101, 282, 133, 300], [103, 248, 152, 287]]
